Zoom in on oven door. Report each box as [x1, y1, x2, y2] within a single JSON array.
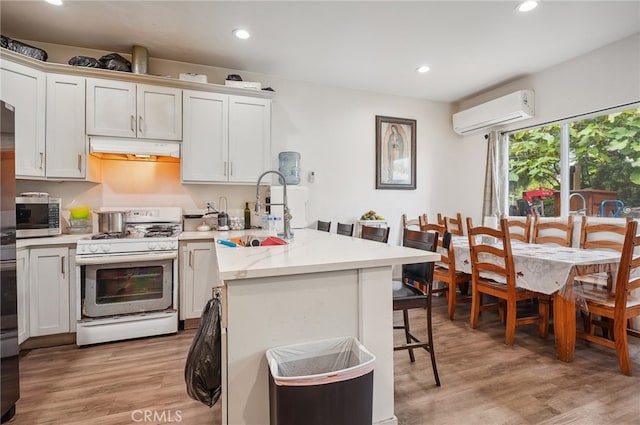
[[81, 254, 174, 318]]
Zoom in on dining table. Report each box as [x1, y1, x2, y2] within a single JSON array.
[[447, 234, 622, 362]]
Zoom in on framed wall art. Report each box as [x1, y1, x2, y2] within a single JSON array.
[[375, 115, 416, 189]]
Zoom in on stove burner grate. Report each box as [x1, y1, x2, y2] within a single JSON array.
[[144, 230, 175, 238], [91, 232, 128, 240]]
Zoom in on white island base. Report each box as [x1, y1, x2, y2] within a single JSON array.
[[215, 229, 439, 425]]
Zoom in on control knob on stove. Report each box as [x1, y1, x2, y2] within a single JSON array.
[[159, 241, 169, 250], [148, 242, 158, 250], [100, 244, 111, 253], [89, 244, 98, 253]]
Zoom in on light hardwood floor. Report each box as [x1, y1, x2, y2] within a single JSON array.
[[7, 297, 640, 425]]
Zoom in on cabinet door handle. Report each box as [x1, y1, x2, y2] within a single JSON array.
[[224, 161, 228, 177], [230, 162, 233, 176], [39, 152, 44, 169], [189, 251, 193, 268], [77, 154, 82, 172], [139, 116, 144, 134], [131, 115, 136, 133], [61, 256, 65, 277]]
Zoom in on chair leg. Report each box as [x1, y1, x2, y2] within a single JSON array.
[[614, 316, 632, 376], [470, 284, 480, 329], [425, 284, 440, 386], [402, 309, 415, 363], [447, 282, 456, 320], [505, 299, 517, 346]]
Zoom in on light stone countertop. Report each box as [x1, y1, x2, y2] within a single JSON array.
[[214, 228, 441, 280], [17, 234, 89, 249]]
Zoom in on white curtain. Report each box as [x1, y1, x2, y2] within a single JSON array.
[[482, 130, 508, 222]]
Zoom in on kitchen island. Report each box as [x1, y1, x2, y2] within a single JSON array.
[[212, 228, 440, 425]]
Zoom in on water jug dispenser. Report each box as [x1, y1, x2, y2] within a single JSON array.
[[278, 151, 301, 185]]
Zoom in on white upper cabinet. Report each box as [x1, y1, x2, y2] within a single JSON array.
[[182, 90, 228, 182], [46, 73, 87, 179], [86, 78, 182, 140], [182, 91, 271, 184], [0, 60, 46, 178], [228, 95, 271, 183]]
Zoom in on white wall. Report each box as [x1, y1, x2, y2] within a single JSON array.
[[15, 34, 640, 242], [449, 33, 640, 224], [15, 40, 455, 244]]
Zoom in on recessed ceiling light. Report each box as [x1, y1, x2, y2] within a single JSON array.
[[416, 65, 430, 73], [44, 0, 64, 5], [233, 29, 250, 40], [516, 1, 539, 13]]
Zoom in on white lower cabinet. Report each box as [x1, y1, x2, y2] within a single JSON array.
[[179, 241, 216, 320], [29, 247, 70, 336], [17, 248, 29, 345]]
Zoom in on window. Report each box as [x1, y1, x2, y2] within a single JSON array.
[[507, 106, 640, 218]]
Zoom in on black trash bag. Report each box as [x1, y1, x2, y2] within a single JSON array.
[[68, 56, 104, 68], [185, 296, 222, 407], [1, 35, 48, 61], [98, 53, 131, 72]]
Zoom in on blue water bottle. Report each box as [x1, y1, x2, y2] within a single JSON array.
[[278, 151, 301, 185]]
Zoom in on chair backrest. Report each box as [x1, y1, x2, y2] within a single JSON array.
[[613, 220, 640, 307], [336, 222, 354, 236], [466, 217, 516, 291], [317, 220, 331, 232], [402, 213, 425, 230], [503, 215, 531, 243], [532, 216, 574, 246], [401, 228, 439, 285], [420, 222, 450, 266], [361, 225, 390, 243], [579, 216, 631, 252], [437, 212, 464, 236]]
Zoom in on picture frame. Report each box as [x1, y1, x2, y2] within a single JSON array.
[[375, 115, 416, 190]]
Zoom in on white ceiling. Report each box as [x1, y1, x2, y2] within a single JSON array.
[[1, 1, 639, 102]]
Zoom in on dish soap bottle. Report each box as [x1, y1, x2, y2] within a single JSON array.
[[244, 202, 251, 229]]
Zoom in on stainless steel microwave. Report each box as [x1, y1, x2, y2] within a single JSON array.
[[16, 196, 62, 238]]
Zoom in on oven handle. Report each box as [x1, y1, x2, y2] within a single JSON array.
[[75, 252, 178, 265]]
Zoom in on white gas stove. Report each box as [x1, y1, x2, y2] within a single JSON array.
[[75, 207, 182, 346]]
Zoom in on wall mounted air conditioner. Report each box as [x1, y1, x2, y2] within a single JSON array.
[[452, 90, 534, 135]]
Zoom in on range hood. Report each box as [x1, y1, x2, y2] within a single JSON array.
[[89, 137, 181, 161]]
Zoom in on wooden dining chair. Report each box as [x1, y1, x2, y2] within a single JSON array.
[[577, 216, 631, 288], [421, 222, 471, 320], [392, 228, 440, 386], [361, 225, 390, 243], [503, 215, 531, 243], [580, 215, 631, 251], [402, 213, 426, 230], [532, 216, 574, 246], [437, 212, 464, 236], [576, 219, 640, 376], [577, 216, 633, 337], [316, 220, 331, 232], [336, 222, 354, 236], [466, 217, 550, 346]]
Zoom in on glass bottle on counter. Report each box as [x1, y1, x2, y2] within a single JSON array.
[[244, 202, 251, 229]]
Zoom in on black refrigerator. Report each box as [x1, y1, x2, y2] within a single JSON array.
[[0, 100, 19, 422]]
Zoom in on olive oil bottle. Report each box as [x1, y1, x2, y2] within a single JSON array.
[[244, 202, 251, 229]]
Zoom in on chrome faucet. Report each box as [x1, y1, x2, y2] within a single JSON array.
[[255, 170, 292, 240], [569, 192, 587, 215]]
